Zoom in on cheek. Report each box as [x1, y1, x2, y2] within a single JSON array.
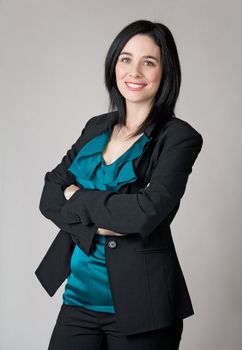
[[149, 71, 162, 89], [115, 64, 127, 78]]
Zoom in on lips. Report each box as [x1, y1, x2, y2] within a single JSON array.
[[125, 81, 147, 90]]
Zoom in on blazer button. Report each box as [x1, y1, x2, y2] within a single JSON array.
[[108, 240, 117, 249]]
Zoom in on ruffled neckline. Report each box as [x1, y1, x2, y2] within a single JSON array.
[[68, 128, 150, 191]]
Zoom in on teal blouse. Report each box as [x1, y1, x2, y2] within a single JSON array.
[[62, 128, 150, 313]]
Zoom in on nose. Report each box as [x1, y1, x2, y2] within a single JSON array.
[[129, 62, 142, 78]]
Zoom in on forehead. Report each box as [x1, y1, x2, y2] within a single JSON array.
[[121, 34, 160, 57]]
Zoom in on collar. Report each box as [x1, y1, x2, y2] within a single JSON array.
[[92, 110, 158, 140]]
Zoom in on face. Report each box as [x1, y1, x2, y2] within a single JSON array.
[[115, 34, 163, 108]]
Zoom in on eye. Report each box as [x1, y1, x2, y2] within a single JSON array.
[[144, 60, 154, 66], [119, 57, 155, 66], [120, 57, 130, 63]]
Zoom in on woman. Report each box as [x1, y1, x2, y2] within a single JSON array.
[[36, 19, 203, 349]]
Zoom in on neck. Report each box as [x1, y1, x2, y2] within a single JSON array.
[[125, 101, 153, 129]]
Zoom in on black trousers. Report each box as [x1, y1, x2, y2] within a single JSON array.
[[48, 304, 184, 350]]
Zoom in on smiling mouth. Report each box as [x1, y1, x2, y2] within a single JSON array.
[[125, 82, 147, 90]]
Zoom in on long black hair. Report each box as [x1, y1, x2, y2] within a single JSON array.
[[104, 19, 181, 138]]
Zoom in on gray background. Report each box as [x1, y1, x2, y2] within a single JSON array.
[[0, 0, 241, 349]]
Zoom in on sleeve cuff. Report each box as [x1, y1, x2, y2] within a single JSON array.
[[61, 189, 92, 225]]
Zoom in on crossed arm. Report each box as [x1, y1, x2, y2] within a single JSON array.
[[64, 184, 126, 237], [39, 119, 203, 243]]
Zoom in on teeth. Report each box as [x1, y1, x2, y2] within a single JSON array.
[[126, 83, 145, 88]]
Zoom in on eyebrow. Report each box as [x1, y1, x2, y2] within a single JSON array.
[[119, 51, 160, 62]]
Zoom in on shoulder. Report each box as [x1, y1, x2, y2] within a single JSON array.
[[84, 111, 115, 129], [163, 116, 203, 146]]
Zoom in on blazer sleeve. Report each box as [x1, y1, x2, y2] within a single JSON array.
[[60, 123, 203, 239], [39, 116, 98, 255]]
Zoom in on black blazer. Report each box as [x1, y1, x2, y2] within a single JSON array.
[[35, 111, 203, 336]]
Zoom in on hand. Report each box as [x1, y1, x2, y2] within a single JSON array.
[[97, 228, 127, 237], [64, 184, 80, 200], [64, 186, 127, 236]]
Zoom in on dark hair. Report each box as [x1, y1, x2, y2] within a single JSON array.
[[104, 19, 181, 138]]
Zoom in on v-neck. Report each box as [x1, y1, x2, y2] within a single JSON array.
[[101, 129, 146, 167]]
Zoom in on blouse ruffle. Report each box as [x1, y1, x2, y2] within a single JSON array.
[[68, 129, 150, 192]]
